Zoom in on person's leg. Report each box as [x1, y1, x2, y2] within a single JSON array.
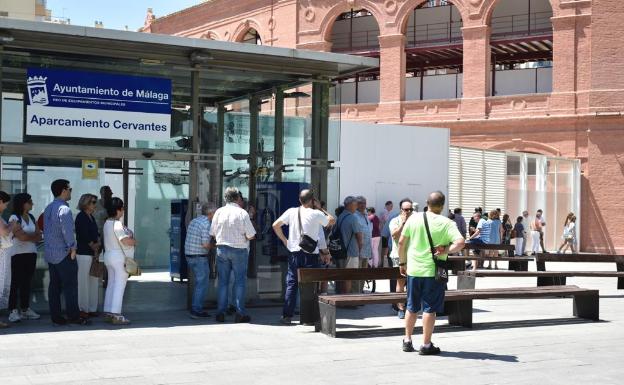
[[232, 247, 249, 316], [515, 237, 523, 256], [76, 254, 90, 313], [8, 253, 22, 313], [110, 258, 128, 315], [571, 240, 577, 253], [88, 261, 100, 314], [48, 262, 63, 321], [216, 247, 232, 316], [192, 257, 210, 314], [58, 256, 80, 320], [539, 231, 546, 252], [282, 252, 300, 318], [103, 259, 118, 314], [371, 237, 380, 268], [421, 312, 437, 345], [403, 276, 420, 348], [21, 253, 37, 311], [396, 278, 406, 314]]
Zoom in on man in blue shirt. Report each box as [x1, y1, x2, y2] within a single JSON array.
[[185, 203, 215, 319], [44, 179, 89, 325], [337, 196, 363, 293]]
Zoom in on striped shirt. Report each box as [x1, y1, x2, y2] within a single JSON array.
[[209, 203, 256, 249], [43, 198, 76, 264], [185, 215, 211, 256]]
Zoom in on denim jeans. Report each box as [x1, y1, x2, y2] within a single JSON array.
[[283, 251, 320, 318], [48, 255, 80, 320], [216, 246, 248, 316], [186, 255, 209, 313]]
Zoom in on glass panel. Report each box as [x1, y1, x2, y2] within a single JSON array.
[[222, 100, 251, 199], [0, 156, 105, 314]]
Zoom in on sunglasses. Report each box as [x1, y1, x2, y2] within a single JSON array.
[[402, 208, 413, 212]]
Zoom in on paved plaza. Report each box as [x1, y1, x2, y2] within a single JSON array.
[[1, 263, 623, 385]]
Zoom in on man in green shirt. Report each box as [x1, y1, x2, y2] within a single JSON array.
[[398, 191, 465, 354]]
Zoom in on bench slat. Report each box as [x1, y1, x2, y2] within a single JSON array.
[[298, 267, 401, 283], [463, 244, 516, 251], [536, 253, 624, 263], [459, 270, 624, 278], [318, 285, 595, 306], [448, 256, 533, 262]]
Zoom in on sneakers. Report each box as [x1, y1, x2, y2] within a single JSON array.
[[20, 308, 40, 320], [216, 313, 225, 323], [226, 305, 236, 316], [8, 309, 21, 323], [402, 340, 415, 352], [419, 343, 441, 356], [190, 310, 211, 319], [103, 313, 114, 323], [279, 316, 292, 325], [234, 314, 251, 323], [397, 310, 405, 320]]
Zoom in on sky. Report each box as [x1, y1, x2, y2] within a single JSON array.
[[46, 0, 205, 31]]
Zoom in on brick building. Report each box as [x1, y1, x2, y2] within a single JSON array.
[[143, 0, 624, 254]]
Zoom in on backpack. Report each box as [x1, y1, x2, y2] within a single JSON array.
[[328, 214, 353, 260]]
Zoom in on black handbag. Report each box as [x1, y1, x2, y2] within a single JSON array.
[[298, 207, 318, 254], [423, 212, 449, 284]]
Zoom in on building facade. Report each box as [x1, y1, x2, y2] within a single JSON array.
[[143, 0, 624, 254]]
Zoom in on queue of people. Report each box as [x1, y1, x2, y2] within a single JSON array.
[[0, 181, 136, 327]]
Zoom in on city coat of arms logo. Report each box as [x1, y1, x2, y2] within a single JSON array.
[[27, 76, 49, 106]]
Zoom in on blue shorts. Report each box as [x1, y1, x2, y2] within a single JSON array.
[[406, 276, 446, 314]]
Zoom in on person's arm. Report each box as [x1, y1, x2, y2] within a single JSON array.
[[391, 218, 406, 241], [244, 212, 256, 241], [201, 222, 212, 250], [59, 206, 77, 258], [313, 200, 335, 227], [272, 219, 288, 247], [317, 227, 330, 264], [468, 228, 480, 240], [398, 233, 410, 276]]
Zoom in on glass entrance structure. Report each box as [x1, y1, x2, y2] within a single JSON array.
[[0, 18, 377, 311]]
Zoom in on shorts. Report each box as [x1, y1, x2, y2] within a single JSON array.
[[381, 236, 389, 249], [342, 256, 367, 268], [406, 276, 445, 314]]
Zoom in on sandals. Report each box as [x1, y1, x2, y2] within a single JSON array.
[[111, 315, 131, 325]]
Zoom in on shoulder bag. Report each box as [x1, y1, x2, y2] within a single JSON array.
[[423, 212, 449, 284], [115, 221, 141, 276], [298, 207, 319, 254]]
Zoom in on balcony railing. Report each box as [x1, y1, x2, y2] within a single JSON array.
[[330, 11, 553, 53], [491, 11, 552, 40]]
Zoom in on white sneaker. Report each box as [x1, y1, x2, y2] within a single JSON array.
[[20, 308, 41, 320], [8, 309, 21, 323]]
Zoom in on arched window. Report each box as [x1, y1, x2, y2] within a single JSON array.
[[403, 1, 464, 100], [490, 0, 553, 96], [241, 28, 262, 45], [329, 9, 380, 53]]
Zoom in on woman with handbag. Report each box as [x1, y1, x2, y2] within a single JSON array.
[[102, 197, 136, 325], [557, 213, 577, 253], [7, 193, 42, 323], [0, 191, 14, 328], [75, 193, 101, 318]]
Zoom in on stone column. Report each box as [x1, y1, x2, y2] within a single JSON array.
[[461, 25, 490, 119], [550, 15, 577, 113], [378, 34, 406, 122]]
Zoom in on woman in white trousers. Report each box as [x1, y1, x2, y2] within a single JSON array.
[[102, 197, 136, 325], [75, 194, 101, 316]]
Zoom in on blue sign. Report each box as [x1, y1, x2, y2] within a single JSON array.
[[26, 68, 172, 140]]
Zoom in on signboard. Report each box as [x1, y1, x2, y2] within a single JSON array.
[[82, 159, 99, 179], [26, 68, 171, 141]]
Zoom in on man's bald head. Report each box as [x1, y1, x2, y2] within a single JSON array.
[[299, 189, 315, 205], [427, 191, 446, 212]]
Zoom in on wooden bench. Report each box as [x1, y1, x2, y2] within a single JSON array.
[[448, 255, 534, 272], [298, 267, 402, 324], [317, 285, 599, 337], [535, 253, 624, 289], [456, 270, 624, 289]]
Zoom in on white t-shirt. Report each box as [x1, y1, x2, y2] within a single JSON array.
[[103, 219, 134, 260], [9, 215, 37, 254], [277, 207, 329, 253]]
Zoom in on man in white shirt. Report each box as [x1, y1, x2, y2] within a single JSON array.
[[210, 187, 256, 323], [272, 189, 335, 324]]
